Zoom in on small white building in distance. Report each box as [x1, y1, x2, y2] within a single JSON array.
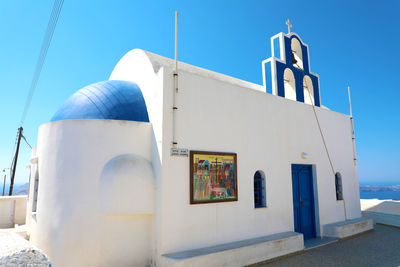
[[26, 30, 373, 267]]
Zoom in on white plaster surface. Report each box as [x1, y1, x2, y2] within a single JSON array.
[[361, 199, 400, 215], [0, 196, 27, 228], [361, 199, 400, 227], [303, 76, 314, 105], [323, 217, 373, 239], [149, 50, 361, 259], [284, 68, 296, 100], [363, 211, 400, 228], [161, 232, 304, 267], [28, 48, 363, 266], [26, 146, 39, 239], [100, 154, 155, 215], [30, 119, 154, 267], [0, 230, 50, 266]]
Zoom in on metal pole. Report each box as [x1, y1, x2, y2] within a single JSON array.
[[348, 86, 353, 118], [348, 86, 357, 166], [9, 127, 23, 196], [172, 11, 178, 147], [175, 11, 178, 74]]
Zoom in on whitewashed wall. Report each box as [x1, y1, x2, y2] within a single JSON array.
[[30, 119, 155, 267], [30, 49, 361, 266], [0, 196, 27, 228], [109, 50, 361, 263], [159, 55, 360, 257], [109, 49, 165, 262], [26, 146, 38, 233]]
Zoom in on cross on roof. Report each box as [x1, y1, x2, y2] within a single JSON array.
[[286, 19, 292, 33]]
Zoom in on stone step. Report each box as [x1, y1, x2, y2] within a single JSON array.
[[323, 217, 373, 239], [161, 231, 304, 267]]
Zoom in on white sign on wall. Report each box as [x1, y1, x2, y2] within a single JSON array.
[[170, 148, 189, 157]]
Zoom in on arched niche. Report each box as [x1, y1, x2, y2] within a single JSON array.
[[303, 75, 314, 105], [99, 154, 155, 215], [291, 38, 304, 70], [284, 68, 296, 101]]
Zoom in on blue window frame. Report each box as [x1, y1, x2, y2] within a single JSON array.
[[254, 171, 266, 208]]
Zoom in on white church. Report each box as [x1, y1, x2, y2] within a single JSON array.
[[25, 26, 373, 266]]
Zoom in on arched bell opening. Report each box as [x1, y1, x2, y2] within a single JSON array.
[[303, 75, 314, 105], [284, 68, 296, 101], [291, 38, 304, 70]]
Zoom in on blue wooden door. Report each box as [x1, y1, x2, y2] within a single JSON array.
[[291, 164, 316, 239]]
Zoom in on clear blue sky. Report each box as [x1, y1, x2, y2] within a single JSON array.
[[0, 0, 399, 186]]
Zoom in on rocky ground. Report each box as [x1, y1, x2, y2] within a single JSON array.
[[0, 230, 51, 267]]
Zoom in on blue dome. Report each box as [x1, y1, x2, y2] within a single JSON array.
[[51, 80, 149, 122]]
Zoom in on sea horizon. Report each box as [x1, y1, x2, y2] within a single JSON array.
[[359, 181, 400, 186], [2, 182, 400, 201], [360, 191, 400, 200]]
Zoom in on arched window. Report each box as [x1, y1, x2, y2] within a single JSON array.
[[32, 169, 39, 212], [303, 75, 314, 105], [291, 38, 303, 70], [254, 170, 266, 208], [284, 68, 296, 101], [335, 172, 343, 200]]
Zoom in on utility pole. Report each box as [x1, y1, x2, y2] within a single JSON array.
[[2, 170, 6, 196], [9, 127, 23, 196]]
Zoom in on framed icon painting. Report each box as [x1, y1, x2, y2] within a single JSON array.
[[190, 151, 238, 204]]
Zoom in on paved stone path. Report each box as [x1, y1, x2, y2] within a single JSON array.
[[256, 224, 400, 267]]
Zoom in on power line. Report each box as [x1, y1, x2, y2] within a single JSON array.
[[19, 0, 65, 126], [21, 134, 32, 149], [303, 72, 348, 220], [294, 64, 336, 176], [7, 0, 64, 195]]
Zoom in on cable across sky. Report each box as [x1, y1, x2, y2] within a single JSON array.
[[19, 0, 64, 126]]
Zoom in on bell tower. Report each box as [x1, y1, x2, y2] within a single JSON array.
[[262, 23, 321, 106]]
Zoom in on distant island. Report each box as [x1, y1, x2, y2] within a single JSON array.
[[14, 183, 29, 195], [1, 183, 29, 196], [360, 185, 400, 192]]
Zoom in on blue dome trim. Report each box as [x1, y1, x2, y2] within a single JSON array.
[[51, 80, 150, 122]]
